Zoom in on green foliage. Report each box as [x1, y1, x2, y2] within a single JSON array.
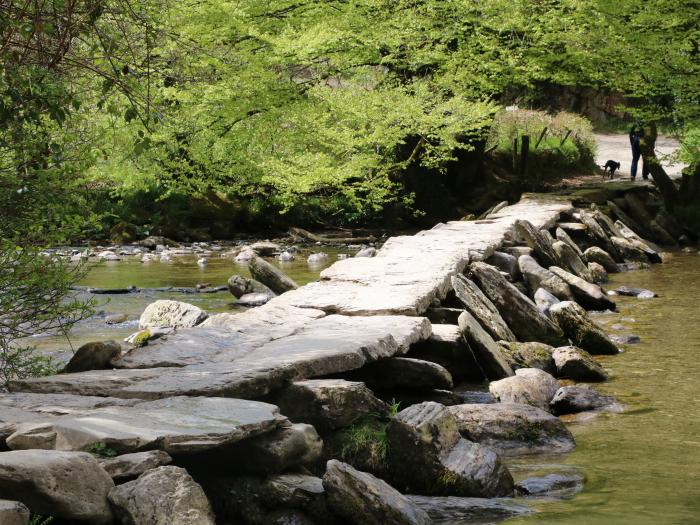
[[87, 442, 118, 458], [29, 515, 54, 525]]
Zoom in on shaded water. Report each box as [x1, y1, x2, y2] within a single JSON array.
[[32, 248, 343, 354], [509, 251, 700, 525]]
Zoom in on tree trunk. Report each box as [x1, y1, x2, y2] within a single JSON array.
[[641, 123, 679, 209]]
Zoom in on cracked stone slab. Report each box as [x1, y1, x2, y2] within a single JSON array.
[[5, 397, 286, 454]]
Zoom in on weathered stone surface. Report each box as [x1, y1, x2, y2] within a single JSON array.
[[518, 255, 574, 300], [249, 255, 299, 294], [99, 450, 172, 480], [514, 220, 560, 268], [550, 386, 621, 415], [231, 423, 322, 475], [552, 241, 593, 282], [250, 241, 282, 256], [6, 397, 286, 454], [108, 466, 215, 525], [591, 209, 622, 239], [0, 499, 30, 525], [588, 262, 608, 283], [468, 262, 566, 347], [555, 227, 585, 258], [408, 324, 483, 382], [323, 460, 431, 525], [579, 210, 620, 260], [139, 300, 208, 330], [484, 251, 521, 281], [452, 275, 515, 342], [388, 389, 463, 408], [614, 286, 657, 298], [64, 340, 122, 373], [611, 236, 649, 263], [516, 472, 585, 499], [497, 342, 556, 374], [21, 314, 429, 400], [262, 473, 327, 515], [349, 357, 454, 391], [0, 450, 114, 524], [615, 220, 662, 262], [426, 307, 463, 325], [458, 311, 514, 380], [408, 495, 533, 524], [273, 197, 571, 316], [549, 301, 620, 355], [236, 292, 274, 307], [549, 266, 616, 311], [387, 402, 514, 498], [227, 275, 274, 299], [270, 379, 388, 432], [650, 219, 677, 246], [534, 288, 560, 314], [607, 200, 650, 239], [449, 403, 575, 456], [504, 246, 534, 258], [552, 346, 607, 382], [488, 368, 560, 412], [584, 246, 619, 273]]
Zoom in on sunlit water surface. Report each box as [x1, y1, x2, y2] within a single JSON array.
[[509, 251, 700, 525]]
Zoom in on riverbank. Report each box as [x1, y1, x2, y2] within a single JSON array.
[[0, 186, 689, 524]]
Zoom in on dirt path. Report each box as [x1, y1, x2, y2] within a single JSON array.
[[594, 133, 685, 179]]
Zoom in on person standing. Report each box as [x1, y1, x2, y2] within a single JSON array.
[[629, 125, 642, 181]]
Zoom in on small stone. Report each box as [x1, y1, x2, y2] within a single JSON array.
[[105, 313, 128, 325], [552, 346, 607, 382], [584, 247, 619, 273], [355, 247, 377, 257], [534, 288, 560, 314], [550, 385, 621, 415], [139, 300, 208, 330], [497, 341, 556, 374], [64, 340, 122, 373]]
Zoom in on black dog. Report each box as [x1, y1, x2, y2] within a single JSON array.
[[602, 160, 621, 179]]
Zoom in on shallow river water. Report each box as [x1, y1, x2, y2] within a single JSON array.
[[509, 250, 700, 525]]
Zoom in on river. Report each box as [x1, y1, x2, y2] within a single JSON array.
[[509, 250, 700, 525]]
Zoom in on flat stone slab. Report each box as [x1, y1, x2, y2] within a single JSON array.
[[274, 197, 572, 316], [4, 397, 286, 454], [114, 303, 326, 369], [12, 316, 430, 400]]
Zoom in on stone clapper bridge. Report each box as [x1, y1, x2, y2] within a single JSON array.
[[1, 196, 572, 470]]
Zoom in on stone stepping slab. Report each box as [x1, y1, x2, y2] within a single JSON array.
[[273, 197, 572, 316], [10, 315, 430, 400], [2, 396, 286, 455]]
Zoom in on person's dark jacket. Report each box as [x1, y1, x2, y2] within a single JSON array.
[[630, 126, 642, 155]]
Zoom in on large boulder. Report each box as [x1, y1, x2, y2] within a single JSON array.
[[610, 236, 649, 263], [458, 311, 513, 380], [408, 495, 532, 524], [552, 241, 593, 282], [230, 423, 323, 475], [452, 275, 516, 342], [0, 450, 114, 524], [484, 251, 521, 281], [496, 341, 556, 374], [552, 346, 607, 382], [269, 379, 389, 433], [488, 368, 560, 412], [139, 300, 208, 330], [549, 301, 620, 355], [249, 255, 298, 294], [548, 266, 616, 311], [467, 262, 566, 347], [514, 220, 561, 268], [449, 403, 575, 456], [227, 275, 275, 299], [0, 500, 30, 525], [518, 255, 574, 300], [555, 227, 585, 258], [64, 340, 122, 373], [99, 450, 172, 481], [323, 460, 431, 525], [550, 386, 621, 415], [614, 220, 662, 262], [584, 246, 619, 273], [348, 357, 454, 391], [387, 402, 514, 498], [108, 466, 215, 525]]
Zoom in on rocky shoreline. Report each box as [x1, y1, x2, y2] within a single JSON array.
[[0, 185, 681, 524]]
